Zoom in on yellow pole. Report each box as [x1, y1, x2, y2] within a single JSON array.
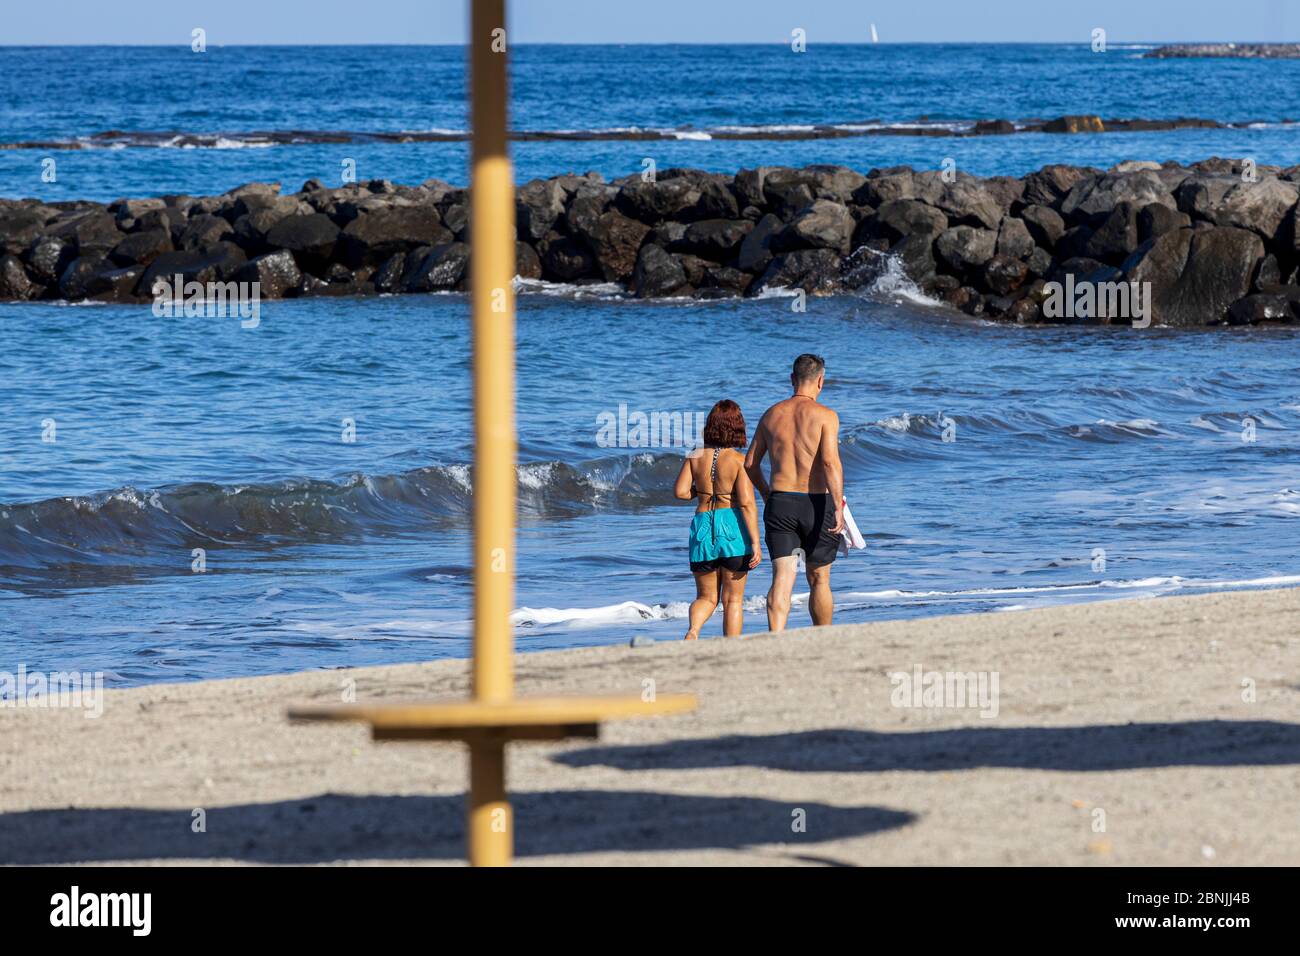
[[468, 0, 515, 866]]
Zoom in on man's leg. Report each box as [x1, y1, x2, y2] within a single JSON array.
[[806, 562, 834, 626], [767, 555, 798, 632]]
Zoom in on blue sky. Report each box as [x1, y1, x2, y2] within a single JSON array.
[[4, 1, 1296, 44]]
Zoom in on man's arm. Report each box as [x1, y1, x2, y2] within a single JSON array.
[[820, 409, 845, 533], [744, 417, 771, 501]]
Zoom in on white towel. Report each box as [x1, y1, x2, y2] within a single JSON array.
[[838, 499, 867, 556]]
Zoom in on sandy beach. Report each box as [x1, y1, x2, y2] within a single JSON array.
[[3, 586, 1299, 866]]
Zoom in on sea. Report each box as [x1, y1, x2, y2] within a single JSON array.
[[2, 43, 1299, 685]]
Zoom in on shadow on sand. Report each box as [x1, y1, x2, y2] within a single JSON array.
[[0, 791, 913, 865], [552, 720, 1300, 773]]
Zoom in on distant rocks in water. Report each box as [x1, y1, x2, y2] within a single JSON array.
[[1146, 44, 1300, 59], [4, 157, 1300, 327]]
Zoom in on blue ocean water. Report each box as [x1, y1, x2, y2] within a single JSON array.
[[3, 44, 1300, 685], [2, 44, 1300, 200]]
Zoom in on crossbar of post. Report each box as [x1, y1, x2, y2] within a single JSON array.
[[468, 0, 516, 867]]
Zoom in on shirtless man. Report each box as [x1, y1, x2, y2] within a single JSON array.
[[744, 354, 844, 632]]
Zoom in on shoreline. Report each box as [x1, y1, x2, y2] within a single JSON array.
[[3, 585, 1297, 865], [4, 155, 1299, 326]]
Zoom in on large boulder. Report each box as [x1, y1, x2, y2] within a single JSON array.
[[995, 216, 1036, 259], [109, 228, 173, 267], [265, 213, 340, 267], [586, 210, 651, 281], [564, 185, 614, 236], [1061, 170, 1175, 226], [677, 218, 754, 259], [631, 244, 688, 297], [0, 254, 39, 299], [48, 211, 123, 258], [1124, 226, 1265, 326], [177, 213, 235, 251], [0, 204, 54, 255], [230, 250, 303, 299], [402, 242, 470, 292], [934, 226, 997, 278], [774, 199, 853, 253], [1082, 202, 1141, 262], [1201, 178, 1299, 243], [138, 243, 248, 295], [1021, 165, 1095, 207], [868, 199, 948, 243], [853, 169, 915, 207], [1020, 204, 1067, 248], [538, 233, 596, 281], [24, 236, 75, 285], [58, 256, 143, 301], [913, 173, 1004, 229], [515, 178, 567, 241], [615, 178, 702, 224], [752, 248, 843, 295], [736, 213, 783, 273], [1138, 202, 1191, 242], [338, 205, 452, 267]]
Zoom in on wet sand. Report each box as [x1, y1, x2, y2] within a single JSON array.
[[3, 586, 1299, 866]]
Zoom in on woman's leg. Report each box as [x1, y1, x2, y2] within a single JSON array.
[[721, 568, 748, 636], [684, 569, 719, 640]]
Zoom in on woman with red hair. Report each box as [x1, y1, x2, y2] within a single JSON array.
[[673, 399, 762, 640]]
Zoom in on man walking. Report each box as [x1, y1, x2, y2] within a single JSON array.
[[744, 354, 844, 632]]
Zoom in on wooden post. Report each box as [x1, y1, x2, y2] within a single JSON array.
[[468, 0, 516, 866]]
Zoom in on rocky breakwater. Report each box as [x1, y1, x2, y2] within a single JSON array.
[[3, 158, 1300, 327]]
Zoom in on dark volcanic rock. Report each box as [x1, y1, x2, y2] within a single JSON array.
[[1083, 202, 1141, 262], [586, 210, 651, 281], [0, 254, 39, 300], [736, 213, 783, 273], [339, 205, 451, 267], [515, 240, 543, 280], [539, 234, 595, 280], [139, 243, 248, 295], [752, 248, 843, 295], [774, 199, 853, 253], [177, 214, 235, 251], [24, 236, 75, 285], [868, 199, 948, 243], [1061, 170, 1175, 226], [401, 243, 469, 292], [982, 255, 1030, 295], [1021, 165, 1094, 207], [678, 218, 754, 259], [995, 216, 1036, 259], [1124, 226, 1265, 326], [1020, 204, 1067, 248], [231, 250, 303, 299], [1138, 202, 1191, 242], [49, 212, 123, 258], [265, 213, 340, 267], [631, 244, 688, 298], [516, 178, 567, 241], [934, 226, 997, 278], [1227, 293, 1296, 325], [615, 178, 703, 224], [110, 228, 173, 267], [1201, 178, 1299, 242]]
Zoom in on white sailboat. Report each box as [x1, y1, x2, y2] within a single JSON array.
[[870, 23, 879, 44]]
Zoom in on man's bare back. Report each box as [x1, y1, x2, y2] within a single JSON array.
[[754, 395, 837, 494]]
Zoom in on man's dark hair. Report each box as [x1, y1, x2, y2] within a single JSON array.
[[792, 353, 826, 384]]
